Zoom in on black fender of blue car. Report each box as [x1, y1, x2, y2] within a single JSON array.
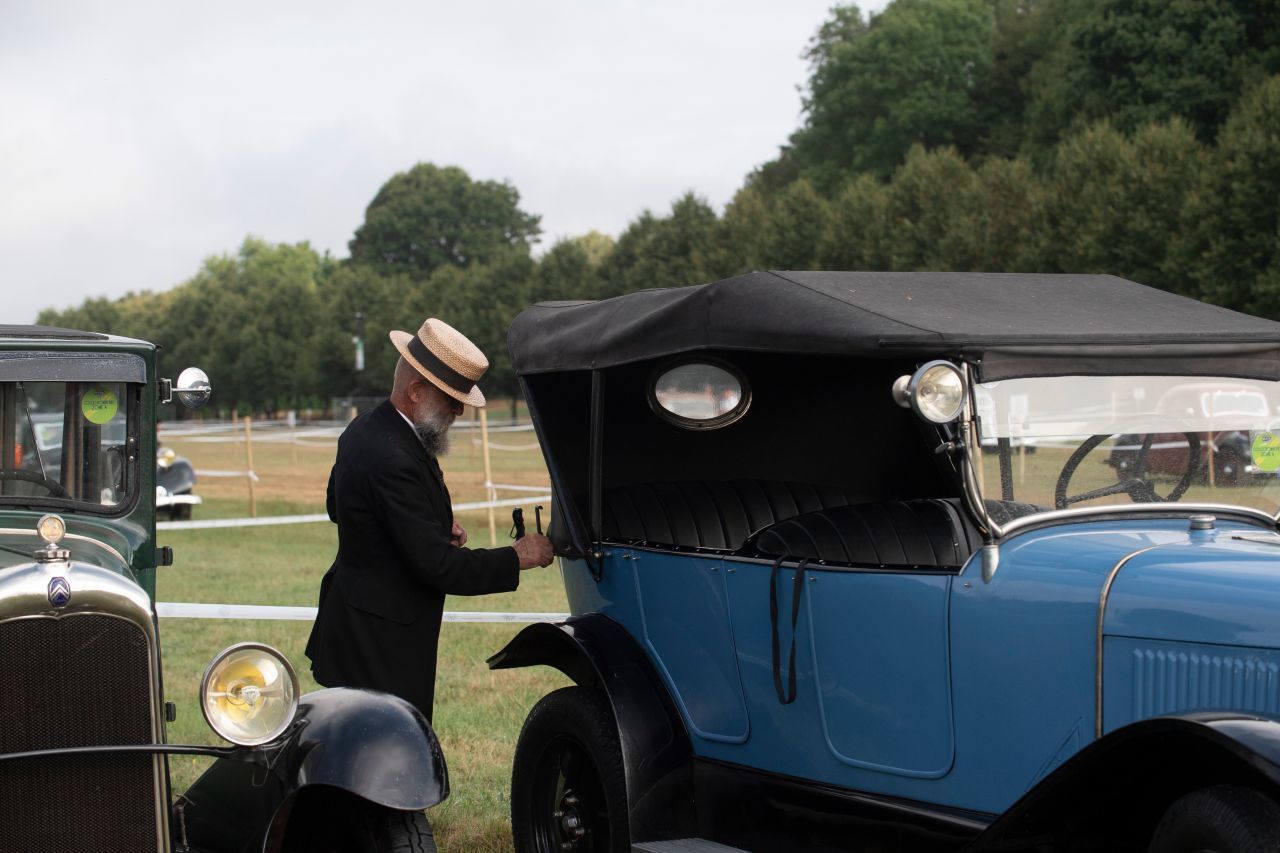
[[176, 687, 447, 852], [968, 713, 1280, 851], [487, 613, 698, 841]]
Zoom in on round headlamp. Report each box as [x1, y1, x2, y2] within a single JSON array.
[[892, 360, 968, 424], [36, 514, 66, 545], [200, 643, 299, 746]]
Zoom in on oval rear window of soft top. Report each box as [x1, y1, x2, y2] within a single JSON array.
[[649, 359, 750, 429]]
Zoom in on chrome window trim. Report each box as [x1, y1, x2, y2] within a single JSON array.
[[646, 356, 752, 431], [996, 503, 1276, 539]]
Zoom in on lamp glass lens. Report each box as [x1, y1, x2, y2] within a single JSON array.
[[202, 646, 297, 745], [36, 515, 65, 544], [915, 365, 965, 423]]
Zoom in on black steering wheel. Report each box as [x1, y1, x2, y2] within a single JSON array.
[[0, 469, 70, 499], [1055, 433, 1201, 510]]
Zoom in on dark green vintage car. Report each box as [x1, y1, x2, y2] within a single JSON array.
[[0, 325, 445, 853]]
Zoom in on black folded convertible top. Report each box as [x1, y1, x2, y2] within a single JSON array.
[[508, 271, 1280, 380]]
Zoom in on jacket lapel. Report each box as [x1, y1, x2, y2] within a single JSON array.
[[378, 400, 452, 526]]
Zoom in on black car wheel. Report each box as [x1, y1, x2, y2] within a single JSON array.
[[1148, 785, 1280, 853], [511, 687, 629, 853]]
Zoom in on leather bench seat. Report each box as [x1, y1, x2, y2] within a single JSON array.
[[751, 498, 982, 570], [601, 480, 864, 552]]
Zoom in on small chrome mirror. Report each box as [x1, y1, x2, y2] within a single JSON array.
[[175, 367, 212, 410]]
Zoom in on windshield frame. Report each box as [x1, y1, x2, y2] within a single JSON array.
[[957, 364, 1280, 539]]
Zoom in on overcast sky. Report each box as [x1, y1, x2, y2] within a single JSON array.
[[2, 0, 890, 322]]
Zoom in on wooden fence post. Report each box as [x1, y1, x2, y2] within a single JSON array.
[[243, 415, 257, 518], [481, 408, 496, 546]]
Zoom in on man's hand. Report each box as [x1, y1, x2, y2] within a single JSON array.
[[513, 533, 554, 569], [450, 521, 467, 547]]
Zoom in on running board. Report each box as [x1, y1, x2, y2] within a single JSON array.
[[632, 841, 747, 852]]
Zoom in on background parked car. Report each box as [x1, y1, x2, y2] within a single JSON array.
[[156, 446, 201, 519]]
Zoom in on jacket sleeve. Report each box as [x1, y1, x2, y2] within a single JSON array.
[[326, 466, 337, 523], [370, 457, 520, 596]]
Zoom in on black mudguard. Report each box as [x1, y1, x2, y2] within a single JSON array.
[[969, 713, 1280, 850], [488, 613, 698, 840], [177, 687, 447, 853]]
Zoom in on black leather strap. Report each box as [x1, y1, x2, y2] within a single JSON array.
[[770, 556, 810, 705]]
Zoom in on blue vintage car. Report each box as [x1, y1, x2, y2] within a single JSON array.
[[491, 272, 1280, 852]]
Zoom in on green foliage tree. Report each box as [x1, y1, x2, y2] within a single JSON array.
[[1177, 75, 1280, 315], [789, 0, 997, 188], [533, 233, 615, 303], [348, 163, 541, 278], [429, 250, 536, 408], [816, 174, 893, 271], [1032, 120, 1203, 286], [165, 238, 325, 416], [600, 194, 719, 298], [1023, 0, 1280, 152], [883, 145, 980, 270], [314, 264, 422, 397]]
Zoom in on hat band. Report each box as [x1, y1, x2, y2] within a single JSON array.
[[408, 334, 477, 396]]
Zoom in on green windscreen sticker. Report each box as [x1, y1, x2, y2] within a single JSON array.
[[81, 386, 118, 425], [1251, 431, 1280, 472]]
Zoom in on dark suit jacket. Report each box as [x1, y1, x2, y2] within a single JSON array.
[[305, 399, 519, 721]]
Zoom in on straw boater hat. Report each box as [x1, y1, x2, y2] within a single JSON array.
[[390, 318, 489, 408]]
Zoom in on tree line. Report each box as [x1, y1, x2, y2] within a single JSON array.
[[39, 0, 1280, 416]]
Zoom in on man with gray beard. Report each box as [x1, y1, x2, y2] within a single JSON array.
[[305, 318, 553, 728]]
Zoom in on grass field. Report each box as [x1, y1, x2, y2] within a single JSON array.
[[157, 411, 568, 851]]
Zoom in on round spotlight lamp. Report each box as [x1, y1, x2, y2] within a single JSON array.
[[36, 514, 66, 545], [200, 643, 299, 746], [893, 360, 967, 424]]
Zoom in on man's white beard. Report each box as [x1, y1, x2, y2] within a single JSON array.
[[413, 407, 454, 457]]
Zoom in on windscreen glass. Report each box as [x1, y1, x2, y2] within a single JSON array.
[[1, 381, 136, 510], [973, 375, 1280, 519]]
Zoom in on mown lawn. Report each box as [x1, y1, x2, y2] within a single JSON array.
[[156, 414, 568, 851]]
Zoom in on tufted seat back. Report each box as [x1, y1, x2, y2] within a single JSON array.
[[601, 480, 864, 551], [752, 498, 981, 570]]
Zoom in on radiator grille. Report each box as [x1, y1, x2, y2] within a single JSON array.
[[1132, 646, 1280, 718], [0, 614, 160, 852]]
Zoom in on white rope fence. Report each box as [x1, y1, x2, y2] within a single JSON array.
[[157, 493, 552, 531], [156, 602, 568, 623]]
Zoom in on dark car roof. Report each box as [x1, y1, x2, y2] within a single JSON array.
[[0, 325, 109, 341], [509, 271, 1280, 381]]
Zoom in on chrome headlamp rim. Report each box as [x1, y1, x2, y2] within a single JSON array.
[[199, 641, 299, 747], [893, 360, 968, 424], [36, 513, 66, 545]]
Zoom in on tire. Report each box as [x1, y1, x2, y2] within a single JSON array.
[[370, 808, 435, 853], [511, 686, 629, 853], [283, 797, 436, 853], [1148, 785, 1280, 853]]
